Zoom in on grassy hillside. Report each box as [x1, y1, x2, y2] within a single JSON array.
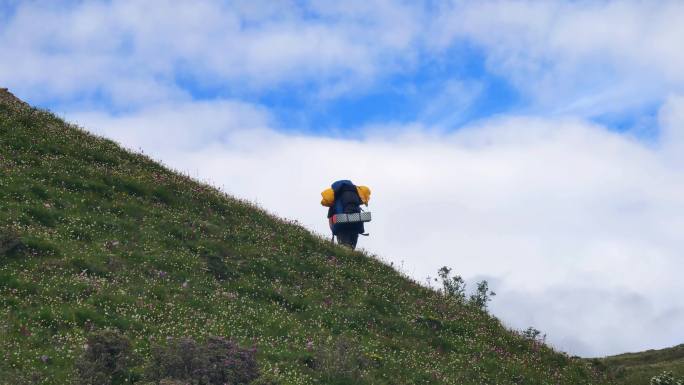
[[0, 88, 610, 384], [592, 344, 684, 385]]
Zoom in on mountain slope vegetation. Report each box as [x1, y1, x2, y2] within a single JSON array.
[[0, 89, 609, 384], [592, 344, 684, 385]]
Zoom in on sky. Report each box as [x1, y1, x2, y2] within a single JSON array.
[[2, 0, 684, 357]]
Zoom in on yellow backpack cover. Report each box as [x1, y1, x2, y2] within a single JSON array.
[[320, 188, 335, 207], [356, 185, 371, 205], [320, 185, 371, 206]]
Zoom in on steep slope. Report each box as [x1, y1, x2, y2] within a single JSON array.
[[0, 89, 609, 384], [592, 344, 684, 385]]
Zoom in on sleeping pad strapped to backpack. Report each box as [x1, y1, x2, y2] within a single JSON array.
[[328, 180, 365, 236]]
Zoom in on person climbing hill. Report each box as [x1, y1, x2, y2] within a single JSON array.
[[321, 180, 371, 249]]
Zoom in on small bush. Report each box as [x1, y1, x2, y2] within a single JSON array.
[[206, 254, 231, 281], [152, 186, 176, 205], [73, 307, 107, 328], [23, 237, 61, 257], [198, 242, 235, 281], [1, 227, 24, 258], [438, 266, 466, 303], [651, 371, 684, 385], [521, 326, 546, 343], [118, 178, 149, 198], [313, 337, 368, 384], [29, 185, 49, 199], [26, 206, 59, 227], [146, 336, 260, 385], [469, 280, 496, 310], [0, 272, 37, 293], [436, 267, 496, 310], [75, 329, 138, 385]]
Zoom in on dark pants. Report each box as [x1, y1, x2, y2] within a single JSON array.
[[336, 231, 359, 249]]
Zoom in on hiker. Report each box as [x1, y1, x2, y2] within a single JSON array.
[[321, 180, 371, 249]]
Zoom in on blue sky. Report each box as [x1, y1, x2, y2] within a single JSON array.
[[0, 0, 671, 138], [2, 0, 684, 357], [180, 41, 522, 136]]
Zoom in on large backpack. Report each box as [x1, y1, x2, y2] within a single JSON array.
[[328, 180, 364, 235]]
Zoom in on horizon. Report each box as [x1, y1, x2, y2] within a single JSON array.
[[2, 0, 684, 357]]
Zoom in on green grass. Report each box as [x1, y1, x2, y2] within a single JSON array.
[[589, 344, 684, 385], [0, 90, 611, 384]]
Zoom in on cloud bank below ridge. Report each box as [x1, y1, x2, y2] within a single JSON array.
[[73, 96, 684, 356]]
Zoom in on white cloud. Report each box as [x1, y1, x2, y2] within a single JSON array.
[[0, 0, 422, 106], [659, 95, 684, 164], [431, 1, 684, 115], [417, 79, 484, 126], [4, 0, 684, 118], [69, 97, 684, 356]]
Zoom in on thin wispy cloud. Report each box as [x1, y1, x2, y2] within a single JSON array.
[[431, 1, 684, 117], [2, 0, 684, 357]]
